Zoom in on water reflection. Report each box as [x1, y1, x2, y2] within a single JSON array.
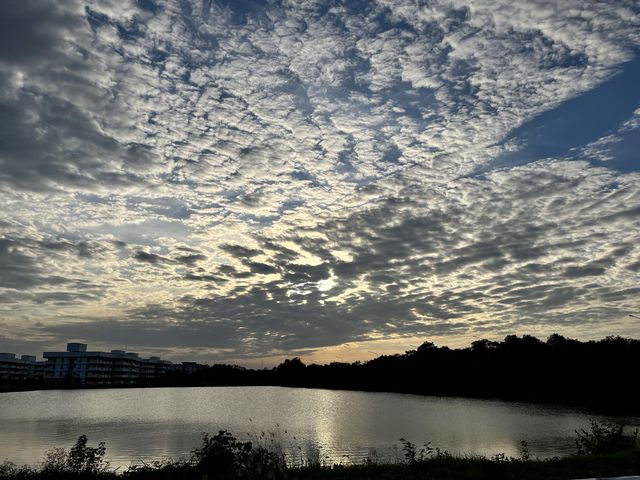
[[0, 387, 637, 468]]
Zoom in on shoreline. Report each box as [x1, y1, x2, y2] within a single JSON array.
[[2, 382, 638, 417]]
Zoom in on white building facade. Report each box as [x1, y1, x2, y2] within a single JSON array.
[[43, 343, 176, 385], [1, 343, 203, 386]]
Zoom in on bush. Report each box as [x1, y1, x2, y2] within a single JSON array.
[[576, 421, 639, 455], [42, 435, 108, 475], [191, 430, 287, 479], [41, 447, 68, 474], [0, 461, 34, 478]]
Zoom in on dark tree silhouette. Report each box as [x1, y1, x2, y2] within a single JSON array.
[[3, 334, 638, 412]]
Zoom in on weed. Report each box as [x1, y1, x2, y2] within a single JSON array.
[[520, 440, 531, 461], [399, 439, 435, 464]]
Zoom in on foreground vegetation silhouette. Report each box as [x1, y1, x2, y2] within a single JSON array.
[[3, 334, 639, 412], [0, 422, 638, 480]]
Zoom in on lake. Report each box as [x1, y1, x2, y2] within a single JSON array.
[[1, 386, 638, 468]]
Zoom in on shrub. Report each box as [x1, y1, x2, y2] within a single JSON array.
[[191, 430, 287, 479], [0, 461, 34, 478], [576, 421, 639, 455], [41, 447, 68, 474], [67, 435, 108, 474], [42, 435, 108, 475]]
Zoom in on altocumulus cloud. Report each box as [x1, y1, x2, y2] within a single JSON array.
[[1, 0, 639, 363]]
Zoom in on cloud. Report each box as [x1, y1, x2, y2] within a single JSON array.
[[176, 253, 207, 265], [0, 237, 61, 290], [134, 250, 171, 264], [219, 244, 263, 259], [0, 0, 83, 64], [1, 0, 639, 361]]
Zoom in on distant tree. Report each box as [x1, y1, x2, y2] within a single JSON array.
[[417, 341, 435, 351], [470, 339, 497, 353], [546, 333, 568, 346], [276, 357, 306, 374]]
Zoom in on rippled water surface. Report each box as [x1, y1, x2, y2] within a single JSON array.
[[1, 386, 638, 467]]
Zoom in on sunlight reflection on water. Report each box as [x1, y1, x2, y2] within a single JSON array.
[[0, 386, 638, 468]]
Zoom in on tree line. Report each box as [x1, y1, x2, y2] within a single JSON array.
[[163, 334, 639, 413]]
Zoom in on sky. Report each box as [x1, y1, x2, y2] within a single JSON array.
[[1, 0, 639, 366]]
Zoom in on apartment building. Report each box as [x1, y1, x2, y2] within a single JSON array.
[[43, 343, 175, 385], [140, 356, 173, 381], [1, 343, 205, 385], [0, 353, 47, 381]]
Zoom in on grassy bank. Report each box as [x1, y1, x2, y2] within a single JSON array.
[[1, 423, 638, 480]]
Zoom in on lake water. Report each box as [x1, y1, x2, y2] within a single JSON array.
[[1, 386, 638, 468]]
